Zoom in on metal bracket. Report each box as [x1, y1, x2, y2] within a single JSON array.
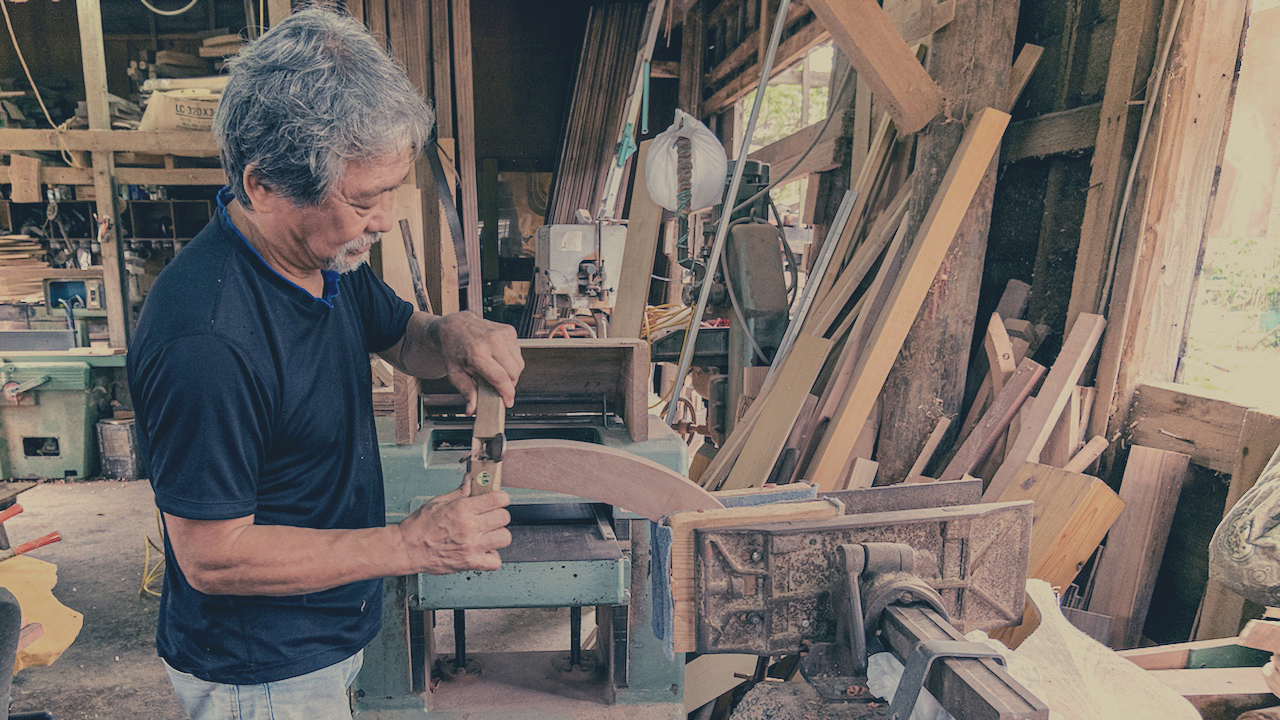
[[890, 639, 1007, 720]]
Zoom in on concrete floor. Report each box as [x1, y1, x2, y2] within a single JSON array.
[[3, 479, 183, 720]]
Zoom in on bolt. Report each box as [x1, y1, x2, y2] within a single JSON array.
[[476, 471, 492, 486], [751, 551, 762, 562], [748, 613, 763, 626], [801, 619, 810, 628]]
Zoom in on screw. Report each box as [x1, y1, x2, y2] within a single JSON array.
[[748, 613, 763, 626], [801, 619, 810, 628], [751, 551, 762, 562], [476, 471, 492, 486]]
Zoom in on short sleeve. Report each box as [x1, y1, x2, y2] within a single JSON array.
[[133, 334, 273, 520], [347, 266, 414, 353]]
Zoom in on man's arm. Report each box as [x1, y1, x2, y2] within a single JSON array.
[[378, 311, 524, 412], [165, 486, 512, 596]]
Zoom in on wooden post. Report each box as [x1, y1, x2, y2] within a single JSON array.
[[875, 0, 1020, 484], [1089, 0, 1250, 445], [76, 0, 128, 349], [451, 0, 482, 314]]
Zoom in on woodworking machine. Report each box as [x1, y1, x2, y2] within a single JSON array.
[[354, 339, 1048, 719]]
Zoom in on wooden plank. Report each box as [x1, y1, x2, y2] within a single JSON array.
[[1240, 619, 1280, 652], [983, 313, 1106, 502], [683, 653, 755, 713], [907, 416, 951, 479], [380, 185, 428, 307], [983, 312, 1016, 396], [1120, 637, 1241, 670], [1062, 606, 1113, 644], [746, 119, 840, 180], [998, 462, 1125, 590], [1001, 104, 1101, 164], [939, 358, 1045, 482], [666, 499, 843, 652], [1066, 0, 1163, 328], [1150, 667, 1275, 717], [429, 0, 454, 138], [0, 129, 218, 156], [451, 0, 482, 313], [1064, 435, 1109, 473], [1128, 382, 1249, 474], [8, 155, 41, 203], [994, 278, 1032, 322], [1004, 43, 1045, 112], [1041, 386, 1082, 468], [1197, 409, 1280, 640], [805, 109, 1010, 492], [613, 142, 662, 339], [1088, 446, 1191, 648], [718, 335, 835, 491], [392, 369, 419, 445], [806, 0, 942, 133], [425, 140, 460, 316], [846, 457, 880, 490]]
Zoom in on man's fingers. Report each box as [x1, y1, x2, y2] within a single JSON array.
[[448, 366, 478, 415]]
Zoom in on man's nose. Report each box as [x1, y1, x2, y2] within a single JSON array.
[[367, 192, 395, 234]]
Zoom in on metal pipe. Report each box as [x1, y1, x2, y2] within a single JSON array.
[[453, 609, 467, 671], [665, 0, 793, 424], [569, 606, 583, 667]]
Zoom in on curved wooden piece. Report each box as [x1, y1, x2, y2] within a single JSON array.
[[500, 439, 724, 521]]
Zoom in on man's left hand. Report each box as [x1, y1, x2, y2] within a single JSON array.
[[430, 312, 523, 413]]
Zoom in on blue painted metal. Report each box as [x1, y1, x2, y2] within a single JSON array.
[[356, 415, 689, 718]]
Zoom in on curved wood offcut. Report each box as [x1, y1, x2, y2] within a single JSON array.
[[500, 439, 724, 521]]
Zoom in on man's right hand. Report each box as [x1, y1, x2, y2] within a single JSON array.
[[397, 486, 513, 574]]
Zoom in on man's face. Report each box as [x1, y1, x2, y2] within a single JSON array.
[[286, 150, 414, 274]]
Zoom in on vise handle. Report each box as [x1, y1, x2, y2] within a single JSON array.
[[467, 378, 506, 495]]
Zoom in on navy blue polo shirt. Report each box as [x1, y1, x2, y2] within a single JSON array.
[[128, 189, 414, 684]]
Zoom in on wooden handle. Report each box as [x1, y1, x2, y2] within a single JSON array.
[[468, 379, 506, 495]]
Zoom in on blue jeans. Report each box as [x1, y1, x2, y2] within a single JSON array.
[[163, 650, 363, 720]]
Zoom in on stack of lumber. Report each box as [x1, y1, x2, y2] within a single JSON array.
[[199, 33, 245, 59], [0, 235, 49, 302]]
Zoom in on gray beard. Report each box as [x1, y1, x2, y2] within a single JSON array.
[[327, 232, 381, 274]]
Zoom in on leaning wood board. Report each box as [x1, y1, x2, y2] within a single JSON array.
[[666, 499, 843, 652], [998, 462, 1124, 590], [719, 334, 834, 491], [805, 108, 1011, 491], [984, 313, 1106, 501], [806, 0, 941, 133], [612, 141, 663, 338], [1128, 381, 1250, 475], [1088, 446, 1190, 649]]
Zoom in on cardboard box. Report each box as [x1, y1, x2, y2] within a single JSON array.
[[138, 88, 220, 132]]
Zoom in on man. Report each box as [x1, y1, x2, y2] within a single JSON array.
[[127, 9, 520, 719]]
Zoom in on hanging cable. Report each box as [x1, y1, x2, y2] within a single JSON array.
[[0, 0, 79, 167], [139, 0, 201, 17]]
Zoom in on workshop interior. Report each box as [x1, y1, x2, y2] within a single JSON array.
[[0, 0, 1276, 718]]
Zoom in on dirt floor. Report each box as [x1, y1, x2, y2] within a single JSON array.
[[3, 478, 184, 720]]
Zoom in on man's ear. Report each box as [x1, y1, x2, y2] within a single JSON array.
[[242, 166, 284, 212]]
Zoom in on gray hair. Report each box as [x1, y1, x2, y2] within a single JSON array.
[[213, 8, 433, 208]]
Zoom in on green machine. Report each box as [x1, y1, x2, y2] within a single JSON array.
[[0, 351, 121, 479], [356, 340, 689, 720]]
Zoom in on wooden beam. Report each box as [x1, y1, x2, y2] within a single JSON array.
[[1128, 382, 1248, 474], [998, 462, 1125, 590], [703, 19, 828, 114], [1066, 0, 1163, 328], [430, 0, 454, 138], [8, 155, 41, 203], [451, 0, 482, 313], [1088, 446, 1190, 649], [806, 0, 942, 133], [939, 357, 1045, 482], [0, 129, 218, 156], [719, 334, 834, 491], [75, 0, 128, 350], [746, 120, 840, 180], [1087, 0, 1249, 445], [1119, 637, 1240, 670], [983, 313, 1105, 502], [1004, 43, 1045, 112], [1001, 103, 1101, 163], [613, 142, 662, 339], [1063, 435, 1109, 473], [906, 416, 951, 479], [804, 109, 1009, 491]]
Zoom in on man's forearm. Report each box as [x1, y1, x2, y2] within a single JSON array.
[[380, 311, 448, 379], [165, 514, 417, 596]]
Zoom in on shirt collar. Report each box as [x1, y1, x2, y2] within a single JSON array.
[[216, 187, 342, 306]]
